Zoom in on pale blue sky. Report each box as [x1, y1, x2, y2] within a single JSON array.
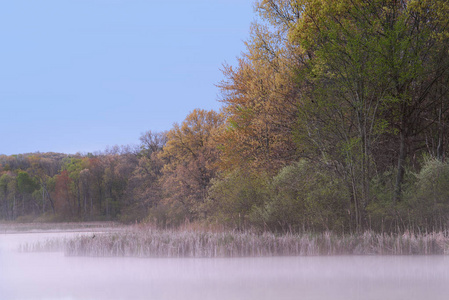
[[0, 0, 255, 155]]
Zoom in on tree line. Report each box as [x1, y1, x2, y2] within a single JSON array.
[[2, 0, 449, 233]]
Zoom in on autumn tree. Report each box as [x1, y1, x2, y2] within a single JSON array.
[[139, 130, 168, 159], [100, 148, 138, 219], [159, 109, 224, 225], [217, 0, 306, 174], [53, 170, 73, 216], [122, 131, 167, 222]]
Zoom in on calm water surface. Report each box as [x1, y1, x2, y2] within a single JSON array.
[[1, 231, 449, 300]]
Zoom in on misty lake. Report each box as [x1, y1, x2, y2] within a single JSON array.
[[1, 231, 449, 300]]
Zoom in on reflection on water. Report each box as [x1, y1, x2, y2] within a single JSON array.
[[1, 232, 449, 300]]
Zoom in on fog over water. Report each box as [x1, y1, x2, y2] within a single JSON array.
[[1, 232, 449, 300]]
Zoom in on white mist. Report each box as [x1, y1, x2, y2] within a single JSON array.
[[1, 232, 449, 300]]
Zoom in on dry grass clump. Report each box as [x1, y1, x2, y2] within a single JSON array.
[[65, 231, 302, 257], [19, 237, 68, 253], [19, 228, 449, 257], [60, 229, 449, 257], [320, 231, 449, 255]]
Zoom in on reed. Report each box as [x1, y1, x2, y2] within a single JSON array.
[[21, 229, 449, 257], [19, 237, 68, 253]]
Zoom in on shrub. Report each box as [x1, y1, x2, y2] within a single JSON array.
[[251, 160, 350, 233], [207, 169, 270, 230], [407, 158, 449, 231], [118, 203, 148, 224], [369, 158, 449, 233], [368, 168, 406, 232], [15, 214, 36, 223], [147, 201, 188, 228]]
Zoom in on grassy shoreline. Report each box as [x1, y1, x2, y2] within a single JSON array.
[[18, 226, 449, 257], [0, 221, 121, 234]]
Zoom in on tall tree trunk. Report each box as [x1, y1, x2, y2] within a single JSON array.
[[44, 188, 55, 214]]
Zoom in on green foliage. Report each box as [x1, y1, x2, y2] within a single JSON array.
[[367, 169, 398, 231], [17, 171, 38, 194], [250, 160, 350, 233], [207, 170, 270, 229], [0, 173, 17, 220], [407, 158, 449, 231], [367, 167, 416, 232], [367, 158, 449, 232]]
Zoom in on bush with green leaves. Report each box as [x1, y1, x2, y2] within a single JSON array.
[[250, 160, 350, 233], [207, 169, 270, 230], [367, 168, 407, 232], [368, 158, 449, 232], [407, 158, 449, 231]]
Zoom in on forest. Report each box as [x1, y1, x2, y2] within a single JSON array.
[[2, 0, 449, 234]]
